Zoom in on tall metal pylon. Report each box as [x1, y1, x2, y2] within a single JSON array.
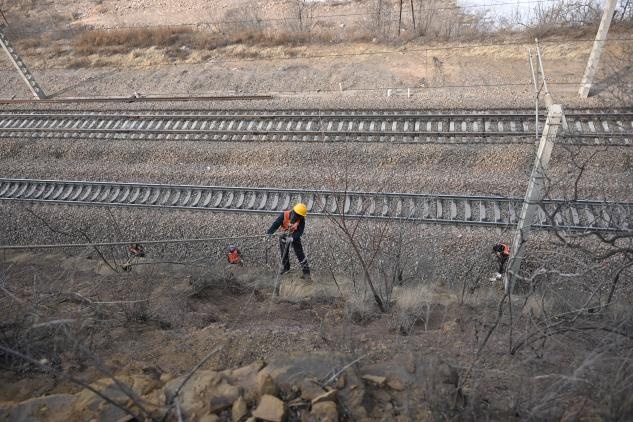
[[0, 24, 46, 99]]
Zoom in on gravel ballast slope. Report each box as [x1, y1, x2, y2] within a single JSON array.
[[0, 137, 630, 200]]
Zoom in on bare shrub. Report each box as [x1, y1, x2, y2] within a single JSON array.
[[340, 281, 380, 324], [498, 0, 605, 39], [421, 1, 489, 40], [519, 338, 633, 420], [364, 0, 396, 41], [390, 284, 431, 334], [615, 0, 633, 22], [4, 0, 36, 12], [15, 37, 41, 50], [288, 0, 317, 34], [221, 4, 265, 33]]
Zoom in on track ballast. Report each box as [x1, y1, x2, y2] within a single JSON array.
[[0, 109, 631, 145]]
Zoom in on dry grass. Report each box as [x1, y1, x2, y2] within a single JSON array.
[[74, 27, 195, 55], [388, 284, 456, 333], [72, 26, 367, 58], [67, 26, 358, 68]]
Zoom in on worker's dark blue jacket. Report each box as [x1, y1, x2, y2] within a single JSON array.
[[267, 211, 305, 240]]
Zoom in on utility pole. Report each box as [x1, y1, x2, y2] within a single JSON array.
[[527, 48, 539, 141], [578, 0, 617, 98], [505, 105, 563, 295], [0, 23, 46, 99], [398, 0, 403, 36], [535, 39, 568, 132]]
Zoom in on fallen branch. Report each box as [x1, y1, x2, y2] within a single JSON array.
[[29, 319, 75, 329], [321, 353, 369, 387]]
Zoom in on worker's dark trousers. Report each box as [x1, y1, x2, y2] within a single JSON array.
[[280, 236, 310, 274], [498, 255, 509, 273]]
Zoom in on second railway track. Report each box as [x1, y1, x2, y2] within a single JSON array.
[[0, 178, 630, 232], [0, 109, 632, 145]]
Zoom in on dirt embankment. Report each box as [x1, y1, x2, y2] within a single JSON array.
[[1, 245, 630, 421], [2, 0, 632, 104], [0, 249, 471, 420]]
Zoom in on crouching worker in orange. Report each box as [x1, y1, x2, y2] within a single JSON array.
[[227, 244, 243, 266], [267, 203, 311, 280], [491, 242, 510, 281], [122, 243, 145, 271]]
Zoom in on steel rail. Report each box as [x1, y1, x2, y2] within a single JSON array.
[[0, 178, 630, 232], [2, 111, 633, 118]]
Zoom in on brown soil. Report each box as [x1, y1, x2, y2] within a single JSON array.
[[0, 249, 625, 420]]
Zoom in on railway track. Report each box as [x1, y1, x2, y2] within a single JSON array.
[[0, 110, 631, 145], [1, 178, 630, 232]]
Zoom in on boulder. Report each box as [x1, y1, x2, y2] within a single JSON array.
[[310, 401, 338, 422], [0, 394, 76, 422], [257, 372, 279, 397], [386, 378, 406, 391], [311, 390, 337, 405], [222, 360, 265, 401], [258, 353, 366, 419], [232, 396, 248, 421], [361, 354, 459, 388], [361, 375, 386, 386], [73, 375, 160, 421], [208, 383, 241, 414], [300, 379, 325, 401], [164, 370, 239, 417], [252, 394, 286, 422]]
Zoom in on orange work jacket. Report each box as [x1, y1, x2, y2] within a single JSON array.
[[280, 210, 299, 233], [228, 250, 241, 264]]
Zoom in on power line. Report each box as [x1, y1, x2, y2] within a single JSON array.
[[0, 234, 268, 250], [0, 36, 630, 73], [2, 0, 571, 37]]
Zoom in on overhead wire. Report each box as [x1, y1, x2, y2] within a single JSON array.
[[0, 234, 271, 250]]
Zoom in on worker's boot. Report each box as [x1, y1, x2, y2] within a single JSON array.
[[300, 271, 311, 282]]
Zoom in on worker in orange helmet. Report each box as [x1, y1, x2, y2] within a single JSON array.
[[267, 203, 310, 279]]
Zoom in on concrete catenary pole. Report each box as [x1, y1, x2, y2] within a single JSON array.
[[0, 24, 46, 99], [578, 0, 617, 98], [505, 105, 563, 295]]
